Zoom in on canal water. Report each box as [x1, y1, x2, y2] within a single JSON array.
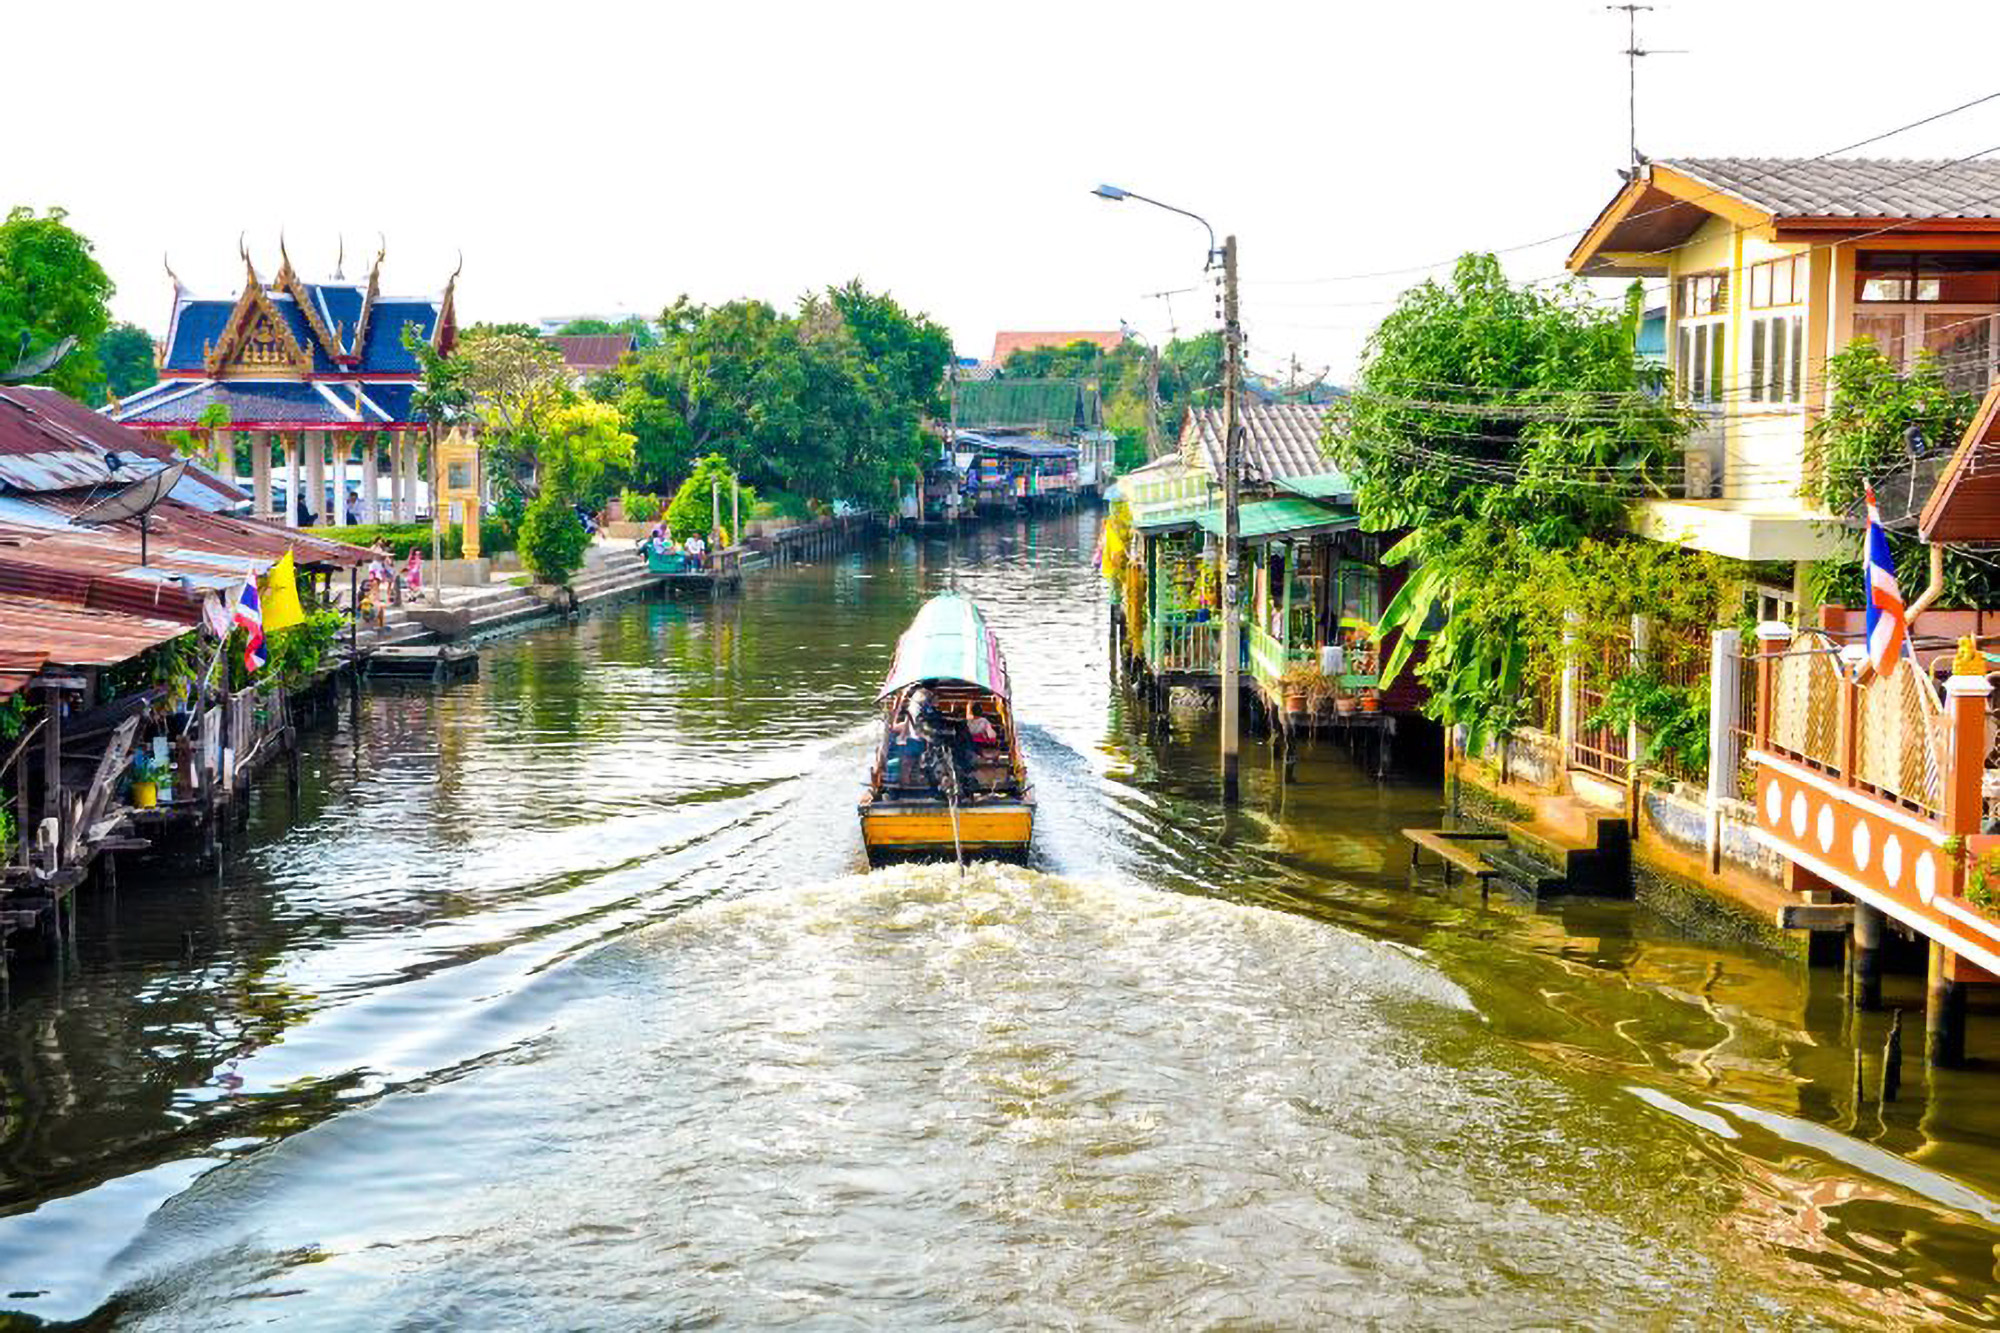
[[2, 510, 1997, 1328]]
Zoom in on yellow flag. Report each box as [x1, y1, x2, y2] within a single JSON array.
[[261, 549, 306, 632]]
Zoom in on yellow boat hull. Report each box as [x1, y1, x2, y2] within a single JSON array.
[[859, 802, 1033, 858]]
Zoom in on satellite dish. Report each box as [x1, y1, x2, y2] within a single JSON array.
[[74, 458, 190, 566]]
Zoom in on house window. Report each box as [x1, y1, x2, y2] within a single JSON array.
[[1850, 309, 2000, 395], [1749, 255, 1806, 308], [1748, 314, 1805, 404], [1677, 272, 1728, 316], [1675, 319, 1727, 406]]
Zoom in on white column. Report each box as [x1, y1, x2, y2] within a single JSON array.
[[251, 431, 271, 519], [362, 433, 380, 524], [1706, 627, 1742, 873], [330, 435, 347, 528], [394, 432, 409, 522], [306, 430, 327, 527], [285, 432, 300, 529]]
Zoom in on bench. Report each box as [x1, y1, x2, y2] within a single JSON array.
[[1401, 828, 1510, 886]]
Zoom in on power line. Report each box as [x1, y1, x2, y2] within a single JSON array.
[[1243, 87, 2000, 289]]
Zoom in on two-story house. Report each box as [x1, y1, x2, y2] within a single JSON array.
[[1568, 157, 2000, 571]]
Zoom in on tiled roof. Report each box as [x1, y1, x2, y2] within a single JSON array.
[[360, 301, 437, 372], [990, 330, 1125, 364], [1664, 157, 2000, 220], [550, 334, 636, 374], [312, 283, 366, 355], [1182, 404, 1331, 482], [162, 298, 235, 372]]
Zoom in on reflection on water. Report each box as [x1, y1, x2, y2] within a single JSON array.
[[0, 511, 1996, 1328]]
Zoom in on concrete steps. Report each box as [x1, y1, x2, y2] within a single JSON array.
[[1501, 792, 1633, 897]]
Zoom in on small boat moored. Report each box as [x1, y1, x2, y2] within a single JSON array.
[[860, 593, 1033, 862]]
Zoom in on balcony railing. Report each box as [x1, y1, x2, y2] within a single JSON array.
[[1147, 612, 1219, 676], [1750, 624, 2000, 979]]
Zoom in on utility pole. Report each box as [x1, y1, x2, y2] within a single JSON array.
[[1219, 234, 1242, 803]]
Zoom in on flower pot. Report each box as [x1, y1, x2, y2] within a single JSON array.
[[132, 780, 157, 809], [1284, 692, 1307, 714], [1359, 693, 1381, 714], [1334, 696, 1355, 716]]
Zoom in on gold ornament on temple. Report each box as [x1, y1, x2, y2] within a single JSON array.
[[1953, 635, 1983, 677]]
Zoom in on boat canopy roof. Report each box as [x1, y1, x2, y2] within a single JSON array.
[[877, 592, 1012, 702]]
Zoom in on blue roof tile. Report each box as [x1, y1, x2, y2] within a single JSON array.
[[311, 284, 365, 356], [163, 300, 235, 372], [362, 302, 437, 372], [358, 382, 416, 421]]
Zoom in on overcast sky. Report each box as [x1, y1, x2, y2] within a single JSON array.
[[13, 1, 2000, 382]]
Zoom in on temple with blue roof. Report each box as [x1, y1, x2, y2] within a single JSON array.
[[110, 239, 458, 529]]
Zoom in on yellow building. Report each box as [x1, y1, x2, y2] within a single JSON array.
[[1569, 156, 2000, 567]]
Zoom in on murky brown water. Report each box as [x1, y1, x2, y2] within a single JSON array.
[[1, 511, 1996, 1328]]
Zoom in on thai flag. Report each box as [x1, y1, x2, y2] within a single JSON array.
[[1864, 484, 1907, 676], [234, 579, 266, 674]]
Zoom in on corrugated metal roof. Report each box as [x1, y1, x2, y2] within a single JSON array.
[[1195, 497, 1354, 541], [0, 596, 190, 668], [0, 386, 242, 506], [1182, 404, 1331, 482], [950, 379, 1101, 432]]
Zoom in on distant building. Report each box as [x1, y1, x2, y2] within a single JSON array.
[[550, 333, 638, 381], [988, 329, 1126, 366]]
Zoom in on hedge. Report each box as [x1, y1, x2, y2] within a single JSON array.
[[315, 520, 516, 560]]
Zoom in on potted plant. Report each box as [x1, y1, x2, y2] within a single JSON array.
[[129, 752, 160, 809], [1359, 687, 1381, 714], [1278, 663, 1337, 716]]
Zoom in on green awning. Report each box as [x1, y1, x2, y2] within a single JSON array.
[[1195, 497, 1356, 541], [1274, 470, 1354, 500]]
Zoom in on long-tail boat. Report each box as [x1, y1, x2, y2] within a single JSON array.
[[859, 593, 1033, 861]]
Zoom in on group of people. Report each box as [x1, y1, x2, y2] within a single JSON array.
[[882, 686, 1003, 795], [358, 548, 424, 629], [642, 524, 708, 571]]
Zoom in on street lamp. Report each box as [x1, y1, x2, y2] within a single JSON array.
[[1092, 183, 1244, 802]]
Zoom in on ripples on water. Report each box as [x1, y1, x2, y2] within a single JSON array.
[[0, 514, 1996, 1328]]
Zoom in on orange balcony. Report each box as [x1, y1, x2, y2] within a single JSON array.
[[1748, 624, 2000, 982]]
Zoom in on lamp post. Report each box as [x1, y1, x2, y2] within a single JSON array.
[[1094, 184, 1243, 802]]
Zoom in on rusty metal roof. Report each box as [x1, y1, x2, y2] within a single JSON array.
[[0, 386, 242, 506], [0, 597, 190, 669]]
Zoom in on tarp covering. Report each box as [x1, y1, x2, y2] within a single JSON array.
[[877, 593, 1012, 702]]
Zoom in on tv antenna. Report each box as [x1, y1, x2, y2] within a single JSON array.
[[1607, 4, 1684, 169], [73, 457, 190, 567], [1143, 286, 1196, 342]]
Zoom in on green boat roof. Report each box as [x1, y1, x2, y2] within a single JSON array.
[[878, 593, 1013, 701]]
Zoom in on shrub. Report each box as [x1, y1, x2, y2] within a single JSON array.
[[519, 495, 589, 584], [620, 488, 665, 523], [318, 520, 515, 560], [666, 454, 754, 542]]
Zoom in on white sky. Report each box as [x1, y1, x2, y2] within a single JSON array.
[[12, 0, 2000, 382]]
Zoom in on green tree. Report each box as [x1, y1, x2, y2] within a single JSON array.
[[97, 322, 158, 401], [405, 322, 476, 570], [539, 399, 635, 508], [457, 332, 570, 502], [0, 206, 114, 399], [1804, 338, 1996, 607], [666, 453, 751, 541], [1328, 255, 1697, 750]]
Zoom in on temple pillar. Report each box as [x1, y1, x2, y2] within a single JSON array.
[[285, 432, 301, 529], [330, 435, 347, 527], [306, 430, 327, 527], [394, 432, 409, 522], [252, 431, 271, 519], [362, 433, 380, 524]]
